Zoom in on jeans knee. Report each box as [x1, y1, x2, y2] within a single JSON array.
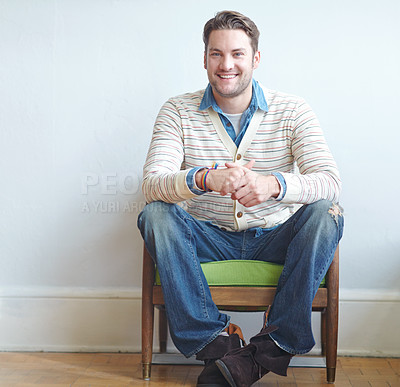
[[308, 199, 331, 213], [305, 200, 344, 237], [137, 202, 189, 267], [137, 201, 180, 234], [307, 200, 342, 218], [304, 199, 343, 225]]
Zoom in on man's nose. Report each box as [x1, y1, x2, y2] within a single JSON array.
[[220, 56, 234, 71]]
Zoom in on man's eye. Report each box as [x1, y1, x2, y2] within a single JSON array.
[[211, 53, 220, 57], [234, 52, 244, 57]]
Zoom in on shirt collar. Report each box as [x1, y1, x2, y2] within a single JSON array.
[[199, 79, 268, 113]]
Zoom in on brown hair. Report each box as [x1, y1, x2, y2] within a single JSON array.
[[203, 10, 260, 54]]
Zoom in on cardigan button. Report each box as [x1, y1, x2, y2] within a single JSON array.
[[237, 211, 243, 218], [236, 154, 242, 160]]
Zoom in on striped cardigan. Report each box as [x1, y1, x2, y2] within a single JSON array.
[[142, 86, 341, 231]]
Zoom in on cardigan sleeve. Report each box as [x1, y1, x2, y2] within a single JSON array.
[[279, 99, 342, 204], [142, 98, 198, 204]]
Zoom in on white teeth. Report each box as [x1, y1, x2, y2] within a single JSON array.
[[219, 75, 236, 79]]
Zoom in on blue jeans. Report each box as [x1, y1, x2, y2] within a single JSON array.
[[137, 200, 344, 357]]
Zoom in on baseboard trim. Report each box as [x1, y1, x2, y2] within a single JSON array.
[[0, 286, 142, 300], [0, 345, 140, 353], [2, 286, 399, 301], [340, 289, 400, 302]]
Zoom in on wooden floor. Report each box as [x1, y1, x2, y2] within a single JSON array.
[[0, 353, 399, 387]]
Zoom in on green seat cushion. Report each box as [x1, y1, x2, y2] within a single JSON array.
[[155, 260, 325, 287]]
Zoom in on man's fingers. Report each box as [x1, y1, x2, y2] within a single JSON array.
[[209, 167, 246, 195], [225, 159, 255, 171], [225, 162, 237, 169], [231, 184, 249, 201], [243, 159, 255, 170]]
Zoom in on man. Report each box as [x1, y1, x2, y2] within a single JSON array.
[[138, 10, 344, 387]]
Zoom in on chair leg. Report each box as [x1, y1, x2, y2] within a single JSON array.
[[320, 309, 327, 357], [142, 245, 155, 380], [159, 307, 168, 353], [325, 246, 339, 383]]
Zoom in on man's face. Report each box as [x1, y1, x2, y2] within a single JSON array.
[[204, 29, 260, 100]]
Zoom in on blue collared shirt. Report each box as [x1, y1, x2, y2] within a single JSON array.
[[199, 79, 268, 146], [187, 79, 287, 199]]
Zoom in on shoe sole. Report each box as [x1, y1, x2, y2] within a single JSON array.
[[215, 360, 237, 387]]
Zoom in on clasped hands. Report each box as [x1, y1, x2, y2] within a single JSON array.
[[196, 160, 280, 208]]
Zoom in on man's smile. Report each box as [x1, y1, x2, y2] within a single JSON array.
[[217, 74, 238, 79]]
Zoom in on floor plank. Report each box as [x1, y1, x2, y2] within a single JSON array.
[[0, 353, 398, 386]]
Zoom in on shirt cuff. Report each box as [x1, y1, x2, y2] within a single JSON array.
[[186, 167, 207, 195], [271, 172, 287, 201]]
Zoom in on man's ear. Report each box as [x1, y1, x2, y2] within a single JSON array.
[[253, 51, 261, 69], [204, 52, 207, 69]]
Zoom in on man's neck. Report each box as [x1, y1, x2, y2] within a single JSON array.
[[212, 87, 252, 114]]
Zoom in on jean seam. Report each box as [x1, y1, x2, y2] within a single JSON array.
[[273, 219, 295, 285], [186, 219, 209, 319], [314, 211, 343, 289], [241, 231, 246, 259]]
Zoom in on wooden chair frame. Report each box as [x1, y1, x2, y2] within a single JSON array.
[[142, 245, 339, 383]]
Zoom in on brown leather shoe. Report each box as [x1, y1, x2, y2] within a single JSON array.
[[215, 325, 293, 387], [196, 361, 230, 387], [196, 324, 245, 387]]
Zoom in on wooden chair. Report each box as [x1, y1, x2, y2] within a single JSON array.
[[142, 244, 339, 383]]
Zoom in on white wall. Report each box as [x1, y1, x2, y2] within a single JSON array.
[[1, 0, 399, 356]]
